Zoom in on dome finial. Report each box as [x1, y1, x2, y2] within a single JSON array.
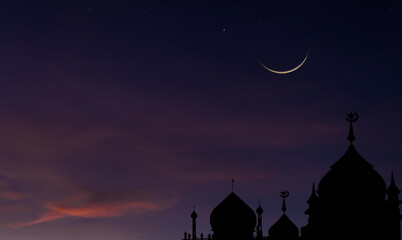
[[268, 190, 299, 238], [256, 201, 264, 214], [191, 205, 198, 219], [345, 111, 359, 144], [280, 190, 289, 213]]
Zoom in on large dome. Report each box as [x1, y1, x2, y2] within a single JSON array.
[[268, 214, 299, 239], [317, 144, 386, 204], [210, 192, 256, 232]]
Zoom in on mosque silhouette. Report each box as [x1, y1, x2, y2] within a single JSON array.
[[182, 112, 401, 240]]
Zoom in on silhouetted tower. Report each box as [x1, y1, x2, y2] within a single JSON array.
[[191, 207, 198, 240], [268, 190, 299, 240], [256, 202, 264, 239], [306, 183, 319, 218], [386, 172, 401, 240], [301, 183, 319, 240]]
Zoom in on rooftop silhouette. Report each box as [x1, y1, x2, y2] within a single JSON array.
[[182, 112, 401, 240]]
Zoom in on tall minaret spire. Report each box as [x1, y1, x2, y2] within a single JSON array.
[[256, 201, 264, 239], [191, 206, 198, 240], [345, 111, 359, 144]]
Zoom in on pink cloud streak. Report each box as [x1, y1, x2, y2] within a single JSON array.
[[0, 191, 28, 201], [6, 196, 172, 229]]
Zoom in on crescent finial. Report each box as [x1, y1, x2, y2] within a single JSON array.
[[346, 111, 359, 143], [280, 190, 289, 199]]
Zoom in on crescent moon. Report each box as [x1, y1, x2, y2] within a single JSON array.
[[260, 51, 309, 74]]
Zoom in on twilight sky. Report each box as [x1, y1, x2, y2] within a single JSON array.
[[0, 1, 401, 240]]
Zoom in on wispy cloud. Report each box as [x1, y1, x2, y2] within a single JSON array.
[[6, 192, 177, 229], [0, 191, 28, 201]]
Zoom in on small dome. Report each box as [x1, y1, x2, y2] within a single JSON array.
[[191, 209, 198, 219], [317, 145, 386, 204], [268, 214, 299, 239], [210, 192, 256, 232]]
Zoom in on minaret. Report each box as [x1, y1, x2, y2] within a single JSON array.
[[256, 201, 264, 239], [191, 206, 198, 240], [387, 172, 401, 240], [301, 183, 320, 240], [304, 183, 319, 219]]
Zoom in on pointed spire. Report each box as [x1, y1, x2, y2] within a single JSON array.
[[256, 201, 263, 239], [231, 178, 235, 192], [280, 190, 289, 213], [387, 172, 401, 197], [191, 206, 197, 240], [281, 199, 287, 213], [305, 182, 319, 217], [345, 111, 359, 144], [191, 205, 198, 219], [256, 200, 264, 214], [309, 182, 318, 199], [389, 172, 400, 192], [306, 182, 319, 208], [269, 190, 299, 238]]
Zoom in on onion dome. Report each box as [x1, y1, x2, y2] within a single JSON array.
[[317, 144, 386, 203], [317, 113, 386, 204], [210, 192, 256, 232], [268, 190, 299, 239], [191, 208, 198, 219], [268, 214, 299, 239]]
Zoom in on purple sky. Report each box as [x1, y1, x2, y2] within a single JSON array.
[[0, 1, 401, 240]]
